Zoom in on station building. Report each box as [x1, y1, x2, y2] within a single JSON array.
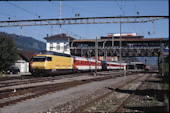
[[43, 33, 168, 70], [44, 33, 169, 61]]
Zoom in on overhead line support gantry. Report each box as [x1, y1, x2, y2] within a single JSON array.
[[0, 16, 168, 27]]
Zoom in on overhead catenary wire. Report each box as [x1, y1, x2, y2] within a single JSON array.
[[0, 9, 48, 39], [50, 2, 109, 38], [115, 0, 137, 33], [63, 3, 110, 16], [0, 12, 50, 38], [61, 27, 86, 39], [0, 11, 20, 20], [131, 1, 144, 36], [49, 1, 101, 37], [5, 1, 54, 37], [61, 3, 109, 38], [1, 1, 166, 39], [0, 4, 76, 37], [7, 2, 40, 19]]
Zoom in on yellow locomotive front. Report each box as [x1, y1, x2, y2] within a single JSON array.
[[31, 55, 53, 76]]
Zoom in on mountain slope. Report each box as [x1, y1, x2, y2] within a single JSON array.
[[0, 32, 46, 53]]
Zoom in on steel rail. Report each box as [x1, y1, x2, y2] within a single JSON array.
[[115, 74, 151, 112], [72, 73, 147, 113], [0, 75, 118, 108]]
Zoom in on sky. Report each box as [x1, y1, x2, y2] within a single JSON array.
[[0, 0, 169, 42]]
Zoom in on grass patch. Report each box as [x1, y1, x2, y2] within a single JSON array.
[[0, 72, 7, 77], [0, 72, 3, 77], [152, 95, 159, 104]]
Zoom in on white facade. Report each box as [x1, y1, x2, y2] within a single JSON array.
[[15, 60, 29, 73], [45, 37, 70, 54]]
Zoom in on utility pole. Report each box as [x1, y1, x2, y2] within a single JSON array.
[[20, 26, 22, 36], [119, 22, 122, 76], [112, 36, 114, 48], [161, 43, 164, 76], [95, 36, 98, 76], [68, 35, 70, 54], [51, 25, 53, 36], [59, 0, 62, 34]]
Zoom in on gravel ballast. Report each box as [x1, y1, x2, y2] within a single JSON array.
[[0, 73, 141, 113], [1, 73, 166, 113]]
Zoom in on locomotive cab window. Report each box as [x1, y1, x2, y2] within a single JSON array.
[[46, 57, 52, 61], [33, 57, 46, 62], [33, 56, 52, 62]]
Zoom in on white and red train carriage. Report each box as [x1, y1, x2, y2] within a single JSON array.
[[106, 61, 127, 70], [73, 56, 127, 72], [73, 56, 102, 71]]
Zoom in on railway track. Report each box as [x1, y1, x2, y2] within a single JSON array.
[[0, 73, 121, 108], [69, 73, 151, 113], [0, 71, 134, 89], [115, 75, 151, 112], [0, 72, 96, 88], [0, 70, 139, 89]]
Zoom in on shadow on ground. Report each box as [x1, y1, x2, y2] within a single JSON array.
[[124, 106, 167, 112]]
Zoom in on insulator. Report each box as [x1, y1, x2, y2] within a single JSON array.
[[148, 31, 150, 35], [137, 10, 139, 15]]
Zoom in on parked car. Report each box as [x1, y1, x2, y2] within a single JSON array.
[[3, 67, 20, 74]]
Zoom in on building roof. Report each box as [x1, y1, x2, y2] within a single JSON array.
[[101, 35, 144, 39], [44, 33, 75, 40], [71, 38, 168, 43], [19, 50, 35, 61]]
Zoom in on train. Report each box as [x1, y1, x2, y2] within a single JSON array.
[[30, 51, 127, 76]]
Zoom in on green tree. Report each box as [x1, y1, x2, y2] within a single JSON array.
[[0, 33, 18, 72]]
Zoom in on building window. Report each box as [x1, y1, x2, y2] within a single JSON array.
[[50, 43, 53, 50], [56, 43, 60, 50], [64, 42, 68, 51]]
